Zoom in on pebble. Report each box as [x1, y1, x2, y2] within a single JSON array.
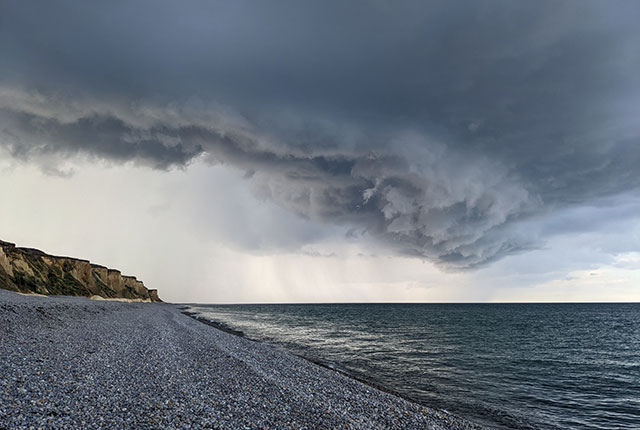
[[0, 289, 485, 429]]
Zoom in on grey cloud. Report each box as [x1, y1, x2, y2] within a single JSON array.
[[0, 108, 203, 169], [301, 250, 337, 258], [0, 92, 546, 268], [1, 1, 639, 269]]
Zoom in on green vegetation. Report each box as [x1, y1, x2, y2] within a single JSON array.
[[13, 270, 46, 295]]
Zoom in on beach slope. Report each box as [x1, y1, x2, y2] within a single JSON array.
[[0, 290, 480, 429]]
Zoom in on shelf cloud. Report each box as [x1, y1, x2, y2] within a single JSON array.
[[1, 0, 639, 269]]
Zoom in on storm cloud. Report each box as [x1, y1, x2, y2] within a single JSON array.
[[1, 1, 639, 269]]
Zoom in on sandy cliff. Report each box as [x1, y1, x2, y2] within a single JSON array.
[[0, 240, 161, 302]]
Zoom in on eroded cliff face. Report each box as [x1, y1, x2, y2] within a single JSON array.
[[0, 240, 161, 302]]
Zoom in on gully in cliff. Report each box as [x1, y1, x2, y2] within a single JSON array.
[[0, 239, 161, 302]]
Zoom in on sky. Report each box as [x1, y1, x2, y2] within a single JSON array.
[[1, 1, 639, 303]]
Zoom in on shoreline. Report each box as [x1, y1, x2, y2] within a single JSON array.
[[1, 290, 484, 429], [180, 309, 441, 414]]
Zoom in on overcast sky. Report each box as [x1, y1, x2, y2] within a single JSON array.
[[1, 1, 639, 302]]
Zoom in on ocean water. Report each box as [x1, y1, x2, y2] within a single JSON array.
[[187, 303, 640, 429]]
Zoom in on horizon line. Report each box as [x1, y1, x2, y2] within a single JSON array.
[[176, 300, 640, 305]]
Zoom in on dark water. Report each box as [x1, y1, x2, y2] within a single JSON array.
[[187, 303, 640, 429]]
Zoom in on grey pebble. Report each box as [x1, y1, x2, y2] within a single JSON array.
[[0, 289, 486, 429]]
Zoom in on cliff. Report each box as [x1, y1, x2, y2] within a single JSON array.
[[0, 240, 161, 302]]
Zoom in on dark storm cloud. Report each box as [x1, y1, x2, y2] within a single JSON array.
[[1, 0, 639, 268], [0, 108, 203, 168]]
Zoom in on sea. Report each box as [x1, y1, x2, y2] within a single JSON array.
[[186, 303, 640, 429]]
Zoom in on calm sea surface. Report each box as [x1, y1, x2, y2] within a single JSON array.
[[187, 303, 640, 429]]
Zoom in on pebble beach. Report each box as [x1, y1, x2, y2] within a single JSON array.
[[0, 289, 483, 429]]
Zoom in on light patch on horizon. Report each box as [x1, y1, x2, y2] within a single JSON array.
[[490, 266, 640, 303]]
